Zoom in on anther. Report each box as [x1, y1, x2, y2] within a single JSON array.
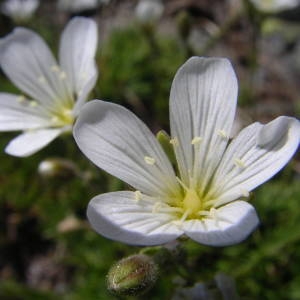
[[134, 191, 142, 201], [234, 158, 246, 169], [38, 76, 46, 84], [172, 209, 191, 227], [51, 116, 59, 123], [191, 136, 202, 145], [217, 129, 228, 139], [241, 189, 249, 198], [144, 156, 156, 165], [170, 138, 179, 146], [29, 101, 38, 107], [50, 65, 60, 72], [17, 95, 26, 103], [59, 71, 67, 80]]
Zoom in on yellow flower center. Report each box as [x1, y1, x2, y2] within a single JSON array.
[[51, 106, 74, 127]]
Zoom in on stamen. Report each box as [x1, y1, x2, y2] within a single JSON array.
[[38, 76, 46, 84], [241, 189, 249, 198], [144, 156, 156, 165], [234, 158, 246, 169], [172, 209, 191, 227], [59, 71, 67, 80], [51, 116, 59, 123], [29, 101, 38, 107], [134, 190, 142, 201], [198, 210, 210, 217], [204, 197, 227, 209], [170, 137, 179, 147], [175, 177, 189, 191], [152, 202, 162, 213], [217, 129, 228, 139], [51, 65, 60, 72], [17, 95, 26, 103], [191, 136, 202, 145]]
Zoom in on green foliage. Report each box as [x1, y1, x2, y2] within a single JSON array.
[[0, 9, 299, 300]]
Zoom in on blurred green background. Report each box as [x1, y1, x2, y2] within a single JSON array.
[[0, 0, 299, 299]]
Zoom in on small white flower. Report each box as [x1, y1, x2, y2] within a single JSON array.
[[250, 0, 300, 12], [135, 0, 164, 23], [57, 0, 101, 13], [0, 17, 98, 157], [73, 57, 300, 247], [1, 0, 39, 22]]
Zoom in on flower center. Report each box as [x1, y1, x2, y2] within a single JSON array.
[[182, 189, 202, 218], [51, 106, 74, 127]]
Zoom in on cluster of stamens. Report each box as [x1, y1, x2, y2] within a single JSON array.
[[138, 131, 249, 228], [16, 65, 77, 128]]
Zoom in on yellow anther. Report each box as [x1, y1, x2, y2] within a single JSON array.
[[51, 116, 59, 123], [241, 189, 250, 198], [134, 191, 142, 201], [38, 76, 46, 84], [59, 71, 67, 80], [198, 210, 210, 217], [217, 129, 228, 139], [144, 156, 156, 165], [191, 136, 202, 145], [29, 101, 38, 107], [234, 158, 246, 169], [51, 65, 60, 72], [17, 95, 26, 103], [170, 138, 179, 146]]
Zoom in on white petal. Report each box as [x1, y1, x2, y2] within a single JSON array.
[[74, 100, 180, 198], [0, 93, 50, 131], [0, 27, 70, 108], [169, 57, 238, 190], [87, 191, 183, 246], [5, 128, 65, 157], [73, 71, 98, 116], [183, 201, 259, 246], [59, 17, 98, 98], [211, 117, 300, 205]]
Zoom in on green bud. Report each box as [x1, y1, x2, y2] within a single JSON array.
[[106, 254, 158, 296]]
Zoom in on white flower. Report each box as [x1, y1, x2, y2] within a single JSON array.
[[0, 17, 98, 157], [57, 0, 102, 13], [1, 0, 39, 22], [250, 0, 300, 12], [135, 0, 164, 23], [73, 57, 300, 247]]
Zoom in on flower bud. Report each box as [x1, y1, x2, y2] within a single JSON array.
[[106, 254, 158, 296], [135, 0, 164, 23], [37, 158, 79, 179]]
